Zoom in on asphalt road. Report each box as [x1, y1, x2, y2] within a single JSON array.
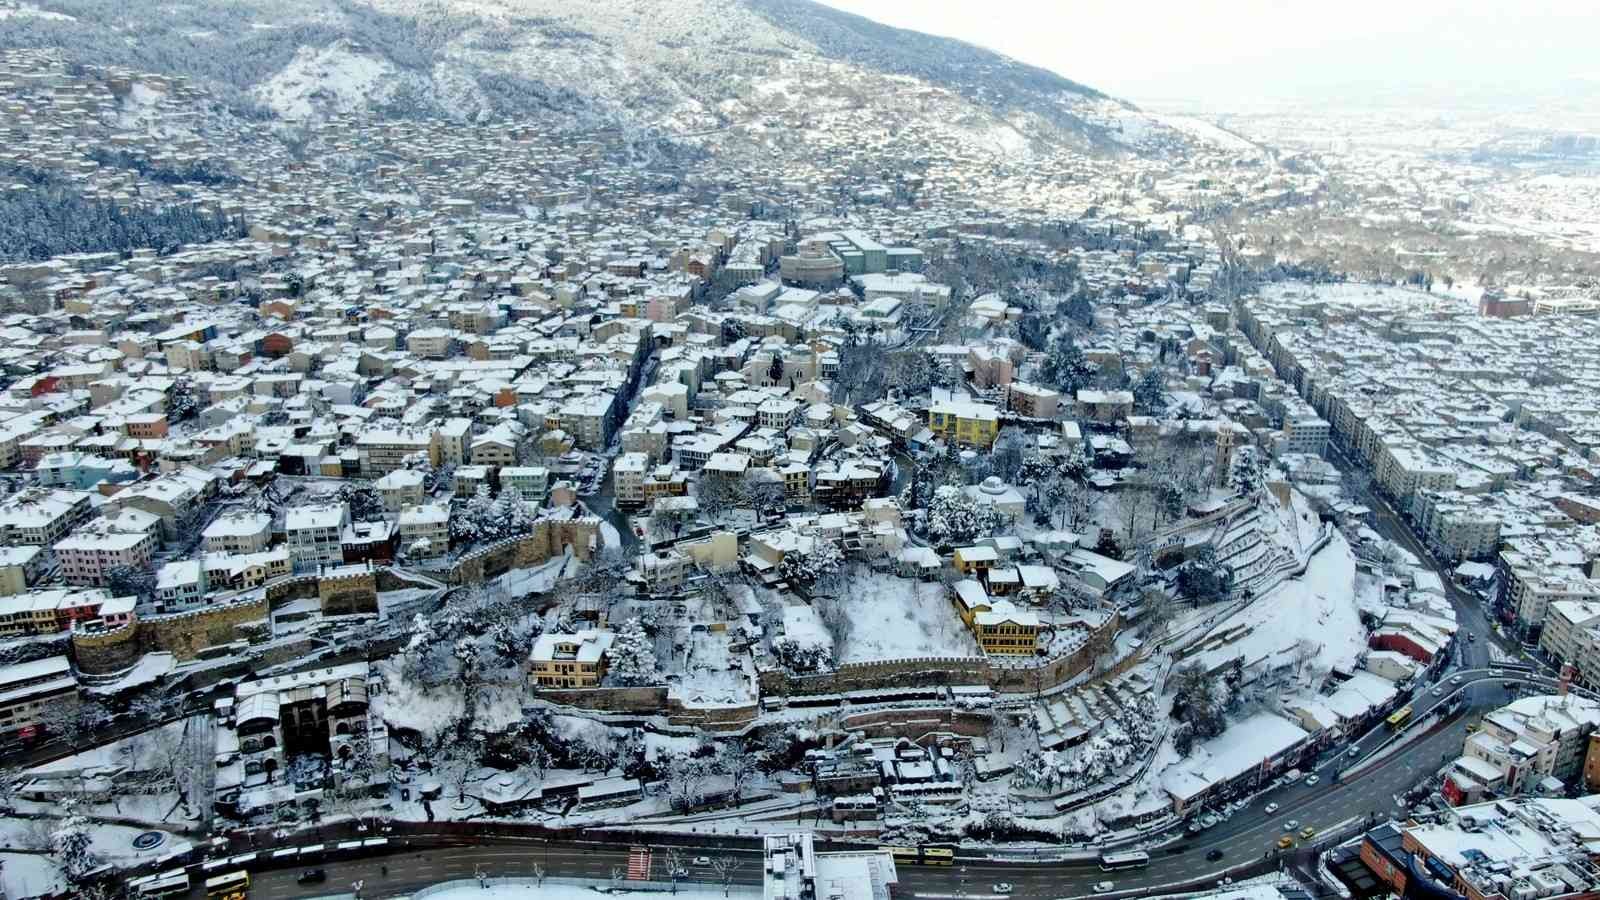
[[1329, 442, 1513, 673], [188, 699, 1488, 900]]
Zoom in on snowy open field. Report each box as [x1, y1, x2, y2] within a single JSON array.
[[834, 573, 980, 662], [1188, 531, 1365, 678]]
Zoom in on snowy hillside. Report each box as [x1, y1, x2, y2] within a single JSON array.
[[0, 0, 1215, 155]]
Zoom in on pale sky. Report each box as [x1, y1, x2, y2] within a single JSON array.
[[814, 0, 1599, 106]]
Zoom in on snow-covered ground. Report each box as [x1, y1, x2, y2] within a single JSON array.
[[1187, 531, 1365, 678], [0, 852, 66, 899], [834, 573, 980, 662]]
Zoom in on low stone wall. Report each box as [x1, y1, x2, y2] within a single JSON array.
[[532, 684, 668, 713], [759, 612, 1121, 697], [838, 706, 992, 741]]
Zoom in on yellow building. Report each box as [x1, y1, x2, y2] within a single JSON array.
[[951, 545, 998, 578], [529, 629, 615, 688], [950, 579, 1041, 655], [927, 400, 999, 449]]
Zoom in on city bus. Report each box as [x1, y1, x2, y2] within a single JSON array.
[[1099, 850, 1151, 871], [130, 870, 190, 898], [204, 870, 251, 900], [882, 846, 955, 866], [1386, 705, 1414, 729]]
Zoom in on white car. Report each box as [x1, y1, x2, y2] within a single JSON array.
[[1348, 746, 1362, 757], [1305, 775, 1321, 786], [693, 856, 711, 867], [993, 885, 1014, 896], [1283, 820, 1299, 831], [1431, 687, 1443, 697], [1264, 802, 1280, 814], [1093, 882, 1115, 894], [1451, 675, 1463, 686]]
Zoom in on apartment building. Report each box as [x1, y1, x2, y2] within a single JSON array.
[[498, 466, 549, 503], [1003, 381, 1059, 419], [1411, 490, 1502, 560], [1454, 693, 1600, 796], [284, 503, 351, 568], [0, 656, 78, 739], [202, 511, 274, 555], [398, 504, 449, 558], [54, 528, 158, 586], [356, 426, 440, 476], [612, 452, 649, 507], [373, 469, 426, 512], [0, 488, 93, 546], [1540, 601, 1600, 687]]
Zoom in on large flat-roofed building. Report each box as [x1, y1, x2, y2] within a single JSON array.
[[1358, 796, 1600, 900], [0, 656, 77, 739], [762, 832, 897, 900]]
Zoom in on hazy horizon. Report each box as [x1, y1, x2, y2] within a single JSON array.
[[816, 0, 1600, 109]]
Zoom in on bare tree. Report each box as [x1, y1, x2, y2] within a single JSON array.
[[711, 855, 743, 897], [664, 848, 686, 893], [720, 743, 759, 808]]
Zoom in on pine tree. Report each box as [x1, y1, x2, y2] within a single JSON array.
[[608, 617, 658, 686]]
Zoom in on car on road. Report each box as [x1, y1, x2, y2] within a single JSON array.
[[1206, 849, 1224, 862], [1468, 633, 1477, 642], [1348, 746, 1362, 757], [1093, 882, 1115, 894], [1306, 775, 1320, 786], [1264, 802, 1280, 814], [693, 856, 711, 867], [671, 867, 689, 878], [1283, 820, 1299, 831], [1199, 814, 1219, 829], [1276, 836, 1295, 850], [1466, 723, 1478, 733], [1451, 675, 1463, 685], [1490, 668, 1504, 677], [1431, 687, 1443, 697], [993, 885, 1014, 895], [1300, 826, 1317, 840], [297, 870, 327, 885]]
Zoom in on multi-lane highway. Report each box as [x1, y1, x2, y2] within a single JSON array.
[[198, 695, 1494, 900]]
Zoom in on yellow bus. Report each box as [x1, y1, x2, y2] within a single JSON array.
[[204, 870, 250, 900], [919, 847, 955, 866], [1386, 705, 1413, 729]]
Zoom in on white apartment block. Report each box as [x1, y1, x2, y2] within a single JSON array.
[[398, 504, 449, 558], [1505, 550, 1600, 630], [1539, 601, 1600, 688], [284, 503, 350, 568], [498, 467, 549, 503], [612, 452, 649, 507], [1411, 491, 1502, 560], [0, 488, 93, 546], [356, 426, 439, 476], [202, 511, 274, 555]]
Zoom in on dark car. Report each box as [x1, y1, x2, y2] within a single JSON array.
[[297, 869, 327, 885], [1206, 849, 1224, 862]]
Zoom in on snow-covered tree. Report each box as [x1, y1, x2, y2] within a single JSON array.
[[1175, 545, 1233, 605], [50, 800, 99, 883], [1229, 445, 1264, 497], [1037, 332, 1095, 394], [777, 540, 844, 591], [925, 484, 1003, 547], [1132, 367, 1168, 415], [607, 617, 658, 686]]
